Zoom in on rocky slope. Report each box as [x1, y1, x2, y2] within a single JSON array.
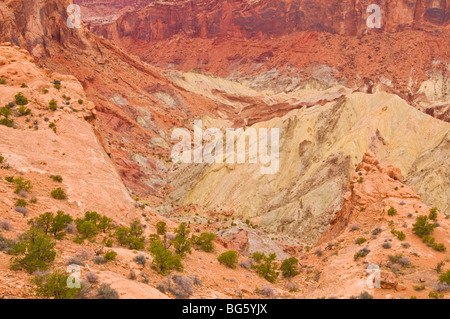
[[168, 90, 450, 244]]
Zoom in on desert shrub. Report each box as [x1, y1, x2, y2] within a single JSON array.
[[192, 232, 216, 252], [14, 92, 28, 106], [401, 242, 410, 248], [239, 258, 255, 269], [133, 254, 147, 267], [170, 275, 193, 299], [286, 282, 299, 292], [413, 215, 436, 237], [354, 247, 370, 261], [387, 207, 397, 216], [93, 256, 106, 265], [349, 224, 360, 232], [256, 285, 275, 298], [85, 271, 98, 284], [173, 222, 191, 257], [15, 199, 27, 207], [350, 291, 373, 299], [97, 283, 119, 299], [429, 207, 438, 221], [78, 99, 83, 105], [48, 99, 57, 111], [382, 241, 391, 249], [17, 105, 31, 116], [355, 237, 367, 245], [75, 217, 98, 240], [50, 175, 63, 182], [0, 220, 12, 231], [388, 253, 404, 264], [10, 227, 56, 273], [149, 240, 183, 275], [428, 291, 444, 299], [29, 211, 72, 238], [53, 80, 61, 90], [433, 283, 450, 293], [33, 270, 80, 299], [104, 250, 117, 261], [280, 257, 300, 279], [372, 227, 382, 236], [217, 250, 239, 269], [15, 206, 28, 216], [314, 249, 323, 257], [391, 229, 406, 241], [51, 187, 66, 200], [7, 177, 32, 194], [115, 220, 145, 250], [0, 234, 16, 253], [251, 252, 279, 283], [0, 154, 4, 164], [439, 270, 450, 285], [0, 78, 5, 84]]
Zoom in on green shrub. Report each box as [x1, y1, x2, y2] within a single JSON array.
[[115, 220, 145, 250], [149, 240, 183, 275], [428, 291, 443, 299], [355, 237, 367, 245], [21, 83, 27, 88], [413, 215, 436, 237], [0, 78, 6, 84], [429, 207, 438, 221], [76, 220, 98, 240], [439, 270, 450, 285], [0, 154, 4, 164], [33, 270, 80, 299], [78, 99, 83, 105], [7, 176, 32, 194], [51, 187, 66, 200], [15, 199, 28, 207], [173, 222, 191, 257], [50, 175, 63, 182], [391, 229, 406, 241], [192, 232, 216, 252], [251, 252, 279, 283], [217, 250, 238, 268], [387, 207, 397, 216], [280, 257, 300, 278], [49, 99, 57, 111], [15, 92, 28, 106], [10, 227, 56, 273], [104, 250, 117, 261], [53, 80, 61, 90]]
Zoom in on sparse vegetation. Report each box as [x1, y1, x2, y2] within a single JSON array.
[[50, 175, 63, 182], [280, 257, 300, 279], [217, 250, 238, 269], [251, 252, 279, 283], [115, 220, 145, 250], [354, 247, 370, 261], [387, 207, 397, 216], [14, 92, 28, 106], [104, 250, 117, 261], [51, 187, 66, 200], [149, 240, 183, 275], [97, 283, 119, 299], [33, 270, 80, 299], [191, 232, 216, 252], [355, 237, 367, 245], [9, 227, 56, 273]]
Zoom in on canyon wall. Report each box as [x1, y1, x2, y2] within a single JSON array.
[[91, 0, 450, 41]]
